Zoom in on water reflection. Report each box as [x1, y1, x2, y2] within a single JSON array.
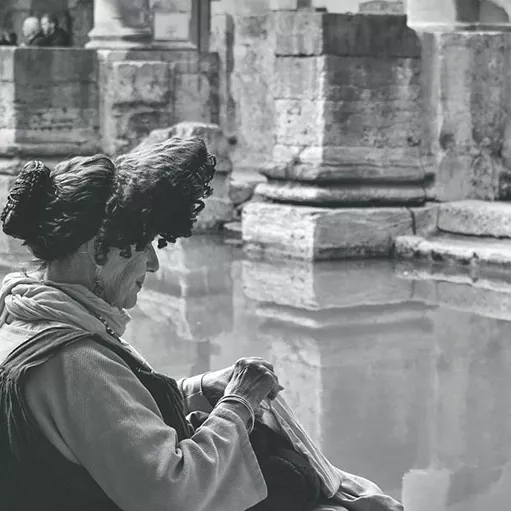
[[4, 236, 511, 507]]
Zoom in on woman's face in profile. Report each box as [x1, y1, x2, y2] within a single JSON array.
[[99, 241, 159, 310]]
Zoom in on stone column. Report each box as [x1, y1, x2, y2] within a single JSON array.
[[86, 0, 152, 49], [242, 11, 422, 260], [408, 0, 511, 201]]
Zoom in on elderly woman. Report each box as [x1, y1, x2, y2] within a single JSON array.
[[0, 137, 403, 511], [0, 138, 290, 511]]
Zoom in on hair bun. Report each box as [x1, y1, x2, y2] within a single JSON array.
[[1, 160, 53, 240]]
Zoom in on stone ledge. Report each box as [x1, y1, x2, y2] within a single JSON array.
[[394, 233, 511, 267], [242, 202, 413, 260], [438, 200, 511, 238]]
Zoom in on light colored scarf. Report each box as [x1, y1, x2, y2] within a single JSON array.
[[0, 270, 155, 367], [0, 271, 131, 336]]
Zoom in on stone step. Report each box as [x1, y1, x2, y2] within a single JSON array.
[[394, 233, 511, 267], [438, 200, 511, 238]]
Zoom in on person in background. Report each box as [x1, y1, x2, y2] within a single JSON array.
[[7, 32, 17, 45], [41, 13, 70, 47], [21, 17, 47, 47]]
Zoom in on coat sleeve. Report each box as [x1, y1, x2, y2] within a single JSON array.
[[24, 339, 267, 511], [178, 374, 215, 415]]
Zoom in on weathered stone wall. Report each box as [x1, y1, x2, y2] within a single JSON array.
[[0, 0, 94, 47], [0, 46, 219, 166], [98, 49, 219, 156], [0, 48, 100, 173], [420, 32, 511, 201], [210, 0, 411, 176]]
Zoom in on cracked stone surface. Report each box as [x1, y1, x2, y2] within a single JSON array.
[[242, 202, 413, 260], [438, 200, 511, 238]]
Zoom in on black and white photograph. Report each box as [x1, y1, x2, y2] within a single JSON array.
[[1, 1, 509, 510]]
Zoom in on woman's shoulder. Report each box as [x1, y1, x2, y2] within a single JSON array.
[[40, 334, 135, 376]]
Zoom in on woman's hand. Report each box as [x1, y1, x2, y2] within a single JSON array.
[[223, 358, 283, 414], [202, 357, 281, 406]]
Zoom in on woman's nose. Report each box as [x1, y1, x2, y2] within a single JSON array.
[[147, 243, 159, 273]]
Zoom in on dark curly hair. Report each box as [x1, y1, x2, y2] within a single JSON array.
[[0, 136, 216, 265]]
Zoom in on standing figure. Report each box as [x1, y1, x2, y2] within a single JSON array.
[[21, 17, 47, 47], [41, 13, 70, 47]]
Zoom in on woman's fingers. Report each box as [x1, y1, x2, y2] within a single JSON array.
[[236, 357, 274, 373], [261, 368, 284, 400]]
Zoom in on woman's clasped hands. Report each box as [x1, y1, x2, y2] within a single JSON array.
[[202, 357, 284, 418], [224, 357, 284, 417]]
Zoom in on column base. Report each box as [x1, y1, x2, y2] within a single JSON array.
[[255, 181, 425, 206], [242, 201, 413, 260], [85, 27, 152, 49]]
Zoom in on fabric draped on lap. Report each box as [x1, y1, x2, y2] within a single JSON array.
[[260, 398, 404, 511], [188, 411, 323, 511]]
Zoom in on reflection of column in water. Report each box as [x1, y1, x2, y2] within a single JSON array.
[[432, 309, 471, 468], [125, 301, 200, 378], [319, 305, 433, 497], [207, 260, 273, 372], [402, 308, 449, 511], [402, 468, 451, 511], [242, 257, 432, 497], [402, 303, 511, 509], [189, 339, 214, 377], [256, 312, 323, 447], [124, 237, 234, 378], [430, 309, 511, 470]]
